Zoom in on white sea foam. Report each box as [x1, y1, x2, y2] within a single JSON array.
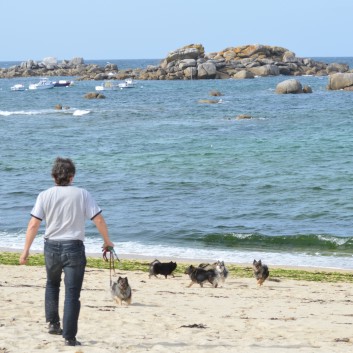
[[0, 110, 42, 116], [0, 109, 62, 116], [73, 241, 353, 270], [1, 231, 352, 270], [317, 234, 348, 246]]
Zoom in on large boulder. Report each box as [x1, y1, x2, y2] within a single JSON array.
[[165, 44, 204, 63], [275, 79, 303, 94], [183, 66, 197, 79], [228, 44, 288, 61], [303, 85, 313, 93], [70, 57, 85, 66], [84, 92, 105, 99], [327, 73, 353, 90], [21, 60, 37, 69], [234, 70, 254, 79], [42, 57, 58, 68], [282, 51, 297, 62], [178, 59, 196, 70], [105, 63, 118, 71], [326, 63, 349, 74], [249, 64, 280, 76], [197, 62, 217, 79]]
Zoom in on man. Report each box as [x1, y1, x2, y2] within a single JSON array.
[[19, 157, 114, 346]]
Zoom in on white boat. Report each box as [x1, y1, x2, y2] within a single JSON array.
[[95, 78, 136, 91], [28, 78, 54, 90], [95, 81, 119, 91], [118, 78, 136, 89], [10, 84, 25, 91]]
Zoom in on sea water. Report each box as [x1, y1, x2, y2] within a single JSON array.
[[1, 58, 353, 269]]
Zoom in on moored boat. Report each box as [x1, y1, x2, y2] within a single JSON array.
[[28, 78, 54, 90], [52, 80, 74, 87], [95, 78, 136, 91], [118, 78, 136, 89], [95, 81, 120, 91]]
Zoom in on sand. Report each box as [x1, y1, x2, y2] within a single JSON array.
[[1, 262, 353, 353]]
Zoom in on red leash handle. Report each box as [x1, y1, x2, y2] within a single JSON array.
[[102, 245, 119, 286], [102, 245, 120, 262]]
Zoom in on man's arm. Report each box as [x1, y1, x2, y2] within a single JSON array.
[[19, 216, 41, 265], [92, 213, 114, 248]]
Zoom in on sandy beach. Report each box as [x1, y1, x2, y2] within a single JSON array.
[[1, 261, 353, 353]]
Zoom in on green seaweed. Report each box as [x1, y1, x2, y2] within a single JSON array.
[[1, 251, 352, 283]]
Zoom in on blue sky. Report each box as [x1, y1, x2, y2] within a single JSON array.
[[2, 0, 352, 61]]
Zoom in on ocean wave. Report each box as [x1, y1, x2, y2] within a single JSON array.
[[4, 231, 352, 258], [201, 232, 353, 253], [1, 232, 352, 270]]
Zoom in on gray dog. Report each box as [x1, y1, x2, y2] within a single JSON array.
[[199, 260, 229, 286], [111, 276, 132, 305], [184, 265, 220, 288]]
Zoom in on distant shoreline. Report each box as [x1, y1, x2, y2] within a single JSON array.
[[1, 44, 352, 81]]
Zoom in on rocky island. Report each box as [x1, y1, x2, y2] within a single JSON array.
[[1, 44, 353, 90]]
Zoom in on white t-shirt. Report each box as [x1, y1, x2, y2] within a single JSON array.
[[31, 185, 101, 241]]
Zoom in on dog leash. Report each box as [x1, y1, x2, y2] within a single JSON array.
[[102, 245, 120, 286]]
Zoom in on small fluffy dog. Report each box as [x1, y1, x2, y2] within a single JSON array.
[[184, 265, 220, 288], [252, 259, 269, 286], [111, 276, 132, 305], [149, 259, 177, 278], [199, 260, 229, 285]]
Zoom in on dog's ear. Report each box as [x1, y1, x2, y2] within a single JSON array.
[[253, 259, 256, 264]]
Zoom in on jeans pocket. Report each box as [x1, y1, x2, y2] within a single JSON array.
[[45, 251, 54, 268], [65, 249, 86, 267]]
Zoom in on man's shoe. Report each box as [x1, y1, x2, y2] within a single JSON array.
[[48, 322, 63, 335], [64, 338, 81, 346]]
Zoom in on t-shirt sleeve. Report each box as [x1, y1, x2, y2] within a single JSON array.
[[31, 193, 44, 221], [84, 190, 102, 220]]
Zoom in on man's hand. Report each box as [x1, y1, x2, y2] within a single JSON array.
[[19, 250, 29, 265]]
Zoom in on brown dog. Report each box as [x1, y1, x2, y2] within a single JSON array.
[[252, 259, 269, 286]]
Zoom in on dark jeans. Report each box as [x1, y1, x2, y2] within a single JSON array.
[[44, 239, 86, 340]]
